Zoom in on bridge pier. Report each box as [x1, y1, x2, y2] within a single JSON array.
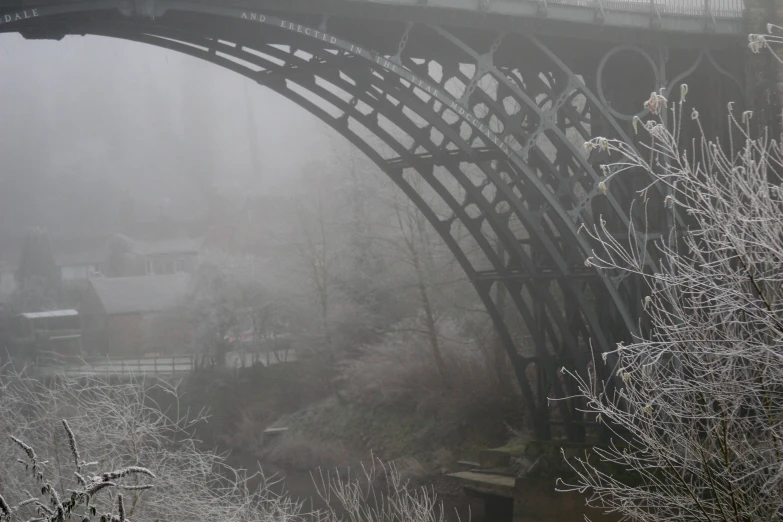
[[449, 443, 621, 522]]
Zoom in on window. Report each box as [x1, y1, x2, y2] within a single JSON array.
[[175, 258, 186, 273], [145, 259, 154, 275]]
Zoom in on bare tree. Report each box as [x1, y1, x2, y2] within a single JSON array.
[[295, 193, 336, 367], [558, 76, 783, 521], [186, 259, 245, 367], [389, 186, 449, 387], [183, 252, 289, 366]]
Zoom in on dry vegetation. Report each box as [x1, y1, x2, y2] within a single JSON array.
[[257, 319, 522, 477], [0, 369, 456, 522], [0, 370, 301, 522], [341, 319, 516, 416], [560, 83, 783, 521]]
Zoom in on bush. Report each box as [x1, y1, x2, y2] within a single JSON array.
[[0, 419, 154, 522], [262, 432, 358, 472], [560, 87, 783, 521], [341, 318, 517, 416], [0, 370, 305, 522], [0, 370, 449, 522], [312, 459, 446, 522]]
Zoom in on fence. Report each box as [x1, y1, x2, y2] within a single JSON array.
[[35, 353, 195, 378], [226, 349, 296, 368], [35, 349, 296, 379], [519, 0, 745, 18]]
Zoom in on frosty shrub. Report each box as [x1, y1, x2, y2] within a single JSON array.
[[558, 78, 783, 521], [0, 371, 306, 522], [312, 459, 446, 522], [0, 418, 154, 522], [341, 318, 505, 411], [0, 371, 448, 522]]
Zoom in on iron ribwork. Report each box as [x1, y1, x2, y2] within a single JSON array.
[[0, 0, 746, 440]]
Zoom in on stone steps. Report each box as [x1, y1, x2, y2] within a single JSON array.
[[446, 471, 515, 498], [479, 447, 513, 469], [449, 442, 622, 522]]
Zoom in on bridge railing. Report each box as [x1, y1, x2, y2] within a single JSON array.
[[542, 0, 745, 19]]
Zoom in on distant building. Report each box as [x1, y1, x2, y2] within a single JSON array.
[[0, 239, 21, 303], [0, 264, 16, 303], [53, 236, 109, 281], [133, 236, 203, 276], [0, 232, 205, 299], [8, 309, 82, 361], [106, 235, 203, 277], [80, 274, 190, 356]]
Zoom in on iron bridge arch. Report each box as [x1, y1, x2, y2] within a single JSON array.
[[0, 0, 746, 441]]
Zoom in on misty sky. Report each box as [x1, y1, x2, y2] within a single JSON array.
[[0, 34, 335, 236]]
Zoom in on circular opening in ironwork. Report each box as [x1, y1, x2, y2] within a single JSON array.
[[597, 46, 658, 119]]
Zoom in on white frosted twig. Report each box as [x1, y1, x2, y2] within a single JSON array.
[[564, 86, 783, 522]]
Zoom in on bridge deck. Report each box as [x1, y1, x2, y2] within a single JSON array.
[[332, 0, 744, 19], [0, 0, 748, 39], [251, 0, 746, 36]]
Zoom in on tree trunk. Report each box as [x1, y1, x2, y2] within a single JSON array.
[[411, 246, 449, 388], [493, 240, 511, 393]]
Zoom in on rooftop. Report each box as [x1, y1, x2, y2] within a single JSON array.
[[89, 274, 190, 315], [19, 309, 79, 319]]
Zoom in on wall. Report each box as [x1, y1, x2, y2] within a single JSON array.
[[146, 254, 194, 275], [115, 252, 197, 277], [61, 264, 99, 281], [106, 313, 145, 356], [140, 310, 192, 354], [80, 282, 106, 354]]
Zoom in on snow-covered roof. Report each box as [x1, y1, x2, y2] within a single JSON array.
[[89, 274, 190, 315], [20, 309, 79, 319]]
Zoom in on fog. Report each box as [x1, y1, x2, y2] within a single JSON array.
[[0, 5, 767, 522], [0, 34, 333, 237]]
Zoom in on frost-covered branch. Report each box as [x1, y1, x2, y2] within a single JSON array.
[[749, 23, 783, 62], [560, 83, 783, 522], [312, 458, 446, 522], [0, 417, 154, 522], [0, 371, 309, 522]]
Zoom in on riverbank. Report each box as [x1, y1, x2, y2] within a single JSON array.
[[178, 361, 524, 520]]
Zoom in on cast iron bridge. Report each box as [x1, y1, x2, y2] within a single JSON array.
[[0, 0, 750, 441]]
